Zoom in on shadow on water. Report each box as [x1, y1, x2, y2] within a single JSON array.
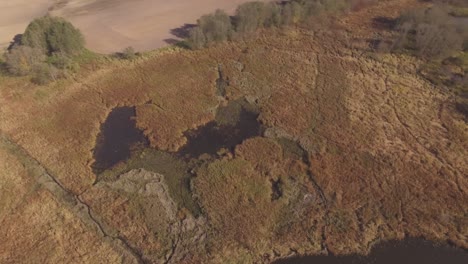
[[273, 238, 468, 264], [177, 98, 264, 159], [92, 106, 148, 174]]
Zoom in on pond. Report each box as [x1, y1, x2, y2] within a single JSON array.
[[177, 98, 264, 159], [92, 98, 264, 171], [273, 238, 468, 264], [91, 106, 148, 174]]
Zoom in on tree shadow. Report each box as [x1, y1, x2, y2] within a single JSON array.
[[163, 38, 190, 49], [170, 23, 196, 39], [164, 38, 181, 45], [7, 34, 23, 51]]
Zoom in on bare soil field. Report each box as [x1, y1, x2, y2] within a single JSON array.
[[48, 0, 270, 53], [0, 0, 54, 49], [1, 0, 270, 53]]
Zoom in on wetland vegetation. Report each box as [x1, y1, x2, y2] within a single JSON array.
[[0, 1, 467, 263]]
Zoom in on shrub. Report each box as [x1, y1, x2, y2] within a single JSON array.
[[322, 0, 350, 13], [22, 16, 85, 55], [121, 46, 137, 60], [188, 27, 207, 49], [235, 1, 269, 33], [186, 0, 364, 50], [263, 2, 283, 27], [198, 9, 232, 42], [4, 46, 45, 76], [301, 0, 326, 19], [31, 63, 59, 85], [393, 5, 466, 58], [47, 52, 73, 69], [282, 1, 305, 25]]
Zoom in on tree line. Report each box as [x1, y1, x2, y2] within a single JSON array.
[[187, 0, 377, 49], [384, 1, 467, 118], [389, 3, 468, 58]]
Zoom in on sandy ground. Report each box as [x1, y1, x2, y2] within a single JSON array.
[[0, 0, 55, 50], [1, 0, 269, 54], [50, 0, 270, 53]]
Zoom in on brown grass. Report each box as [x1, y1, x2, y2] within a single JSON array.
[[0, 0, 466, 262]]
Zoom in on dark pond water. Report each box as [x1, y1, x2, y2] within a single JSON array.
[[92, 98, 263, 172], [92, 106, 148, 173], [177, 99, 264, 159], [273, 239, 468, 264]]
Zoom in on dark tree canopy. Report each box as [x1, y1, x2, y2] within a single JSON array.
[[22, 16, 85, 55]]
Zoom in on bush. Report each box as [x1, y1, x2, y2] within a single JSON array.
[[187, 9, 232, 49], [188, 27, 207, 49], [300, 0, 326, 19], [4, 46, 45, 76], [121, 46, 137, 60], [393, 5, 466, 58], [263, 2, 283, 27], [282, 1, 305, 26], [235, 2, 269, 33], [186, 0, 364, 50], [3, 16, 88, 84], [47, 52, 73, 69], [22, 16, 85, 55], [31, 63, 59, 85], [198, 9, 232, 42], [322, 0, 350, 13]]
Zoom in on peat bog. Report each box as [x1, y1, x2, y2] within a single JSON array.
[[274, 238, 468, 264], [178, 100, 264, 159], [90, 98, 264, 215], [93, 98, 264, 173], [91, 106, 148, 174]]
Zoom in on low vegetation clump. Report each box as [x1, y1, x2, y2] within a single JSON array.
[[116, 46, 138, 60], [4, 46, 45, 76], [187, 0, 378, 49], [2, 16, 86, 85]]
